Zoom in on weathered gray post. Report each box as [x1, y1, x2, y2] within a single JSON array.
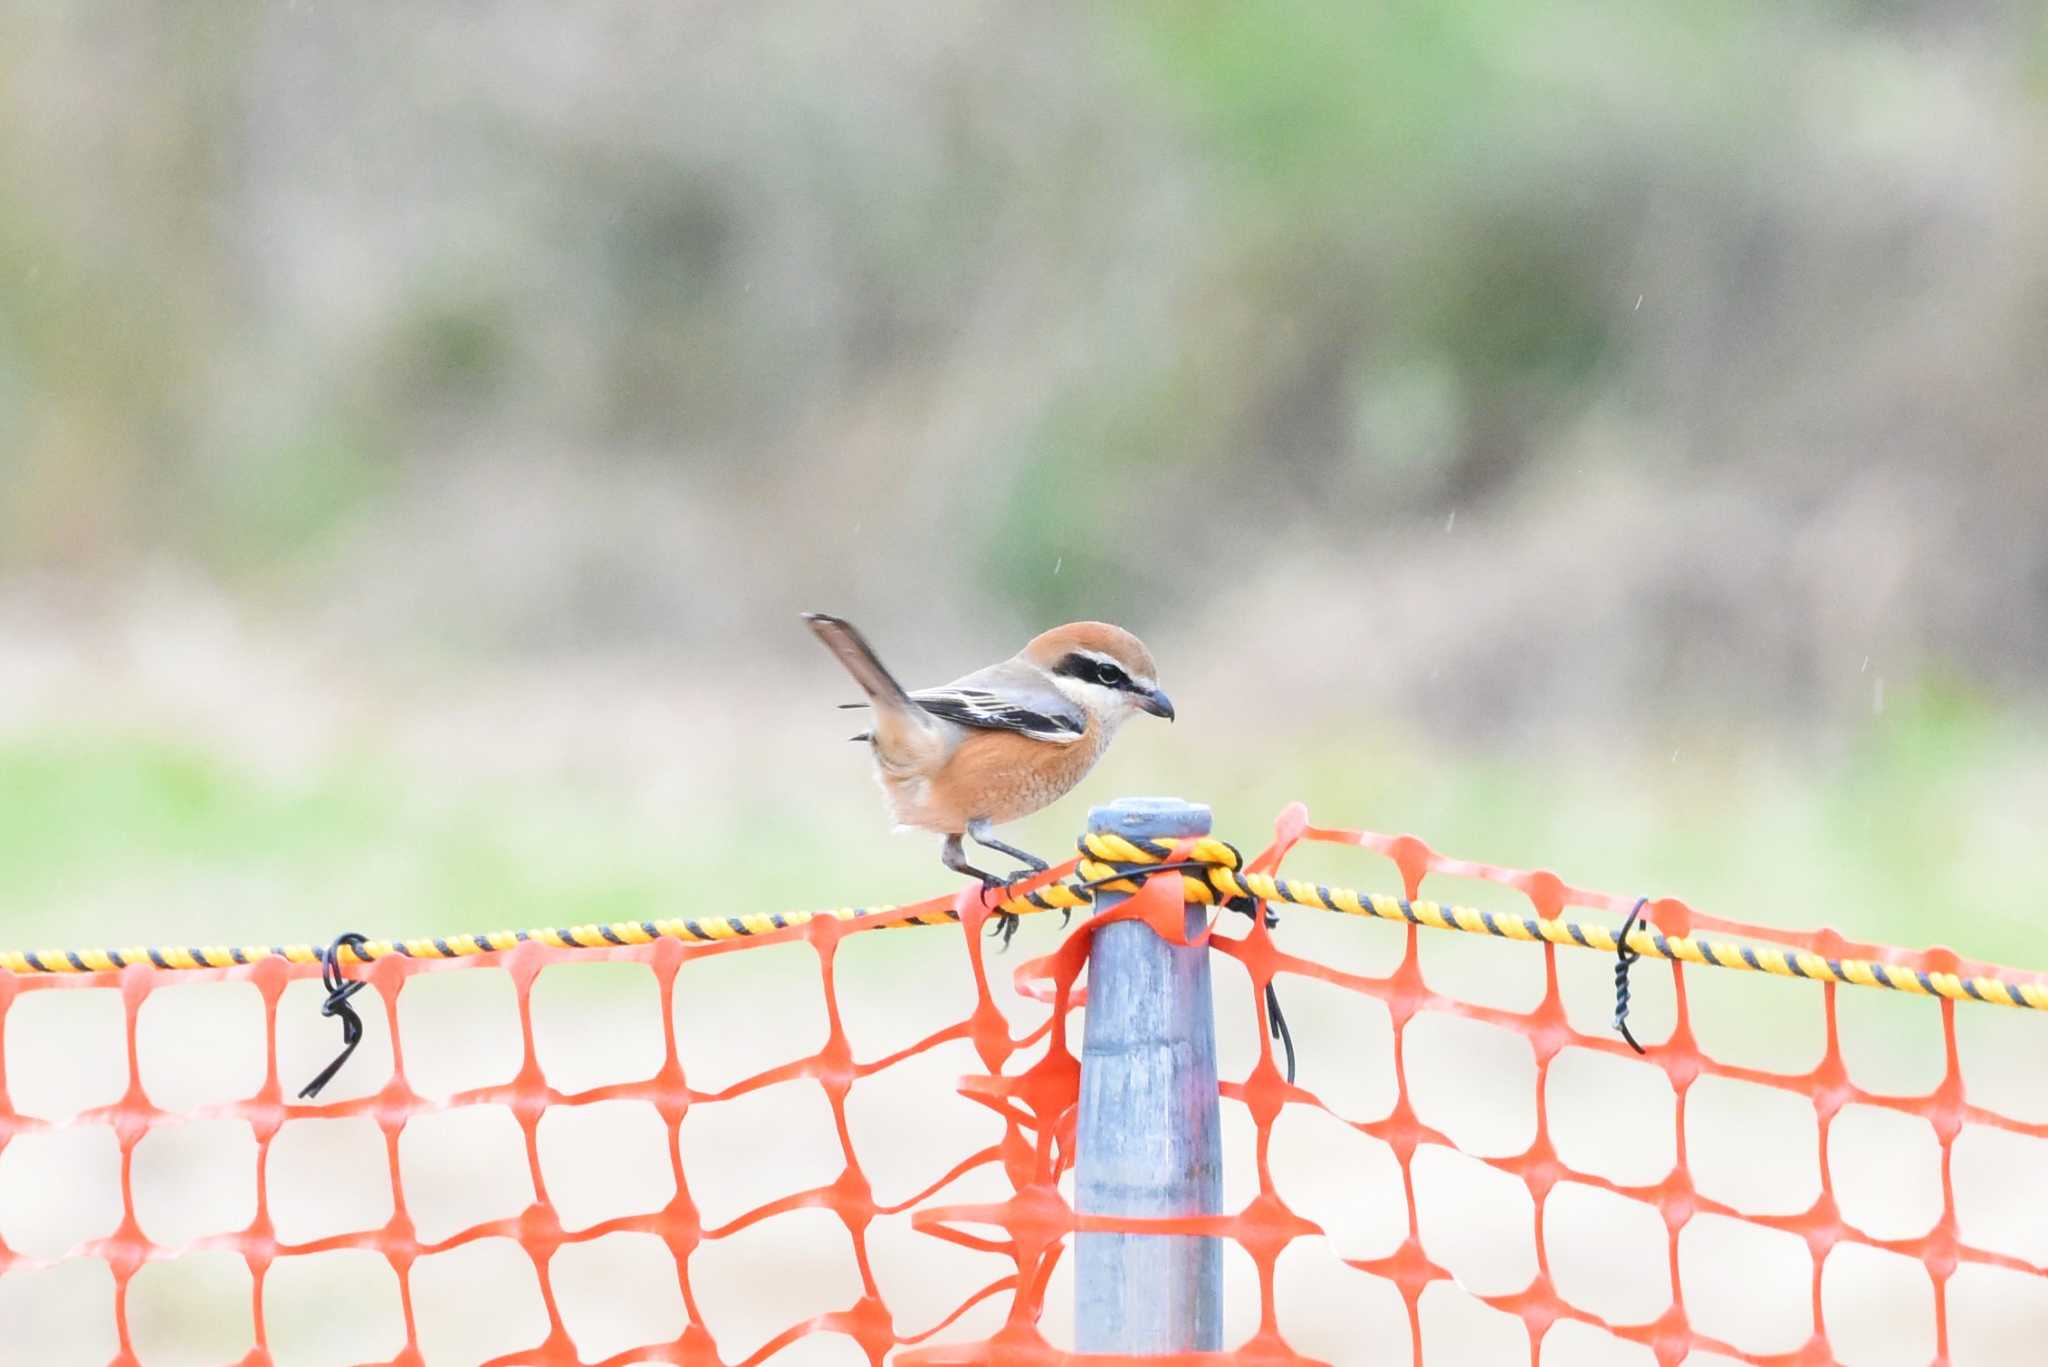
[[1074, 796, 1224, 1353]]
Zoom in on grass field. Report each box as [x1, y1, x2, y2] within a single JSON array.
[[5, 677, 2042, 971]]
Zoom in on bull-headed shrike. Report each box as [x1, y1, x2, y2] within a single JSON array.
[[802, 613, 1174, 891]]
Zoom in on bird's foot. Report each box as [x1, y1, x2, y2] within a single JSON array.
[[985, 908, 1023, 950], [947, 832, 1043, 951], [974, 856, 1047, 901], [977, 871, 1033, 951]]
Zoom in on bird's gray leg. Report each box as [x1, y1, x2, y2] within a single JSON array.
[[970, 818, 1073, 934], [942, 833, 1005, 889], [966, 818, 1049, 873]]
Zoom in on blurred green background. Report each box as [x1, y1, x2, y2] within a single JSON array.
[[3, 1, 2046, 966]]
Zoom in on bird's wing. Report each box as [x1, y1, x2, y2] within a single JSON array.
[[910, 659, 1086, 744]]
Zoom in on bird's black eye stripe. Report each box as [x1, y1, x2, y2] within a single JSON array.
[[1055, 652, 1131, 689]]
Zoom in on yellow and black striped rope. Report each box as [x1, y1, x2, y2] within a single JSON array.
[[0, 904, 976, 977], [4, 831, 2043, 1012], [1075, 832, 2048, 1012], [1227, 871, 2048, 1009]]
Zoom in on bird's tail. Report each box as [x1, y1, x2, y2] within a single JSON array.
[[802, 614, 941, 771], [802, 614, 912, 706]]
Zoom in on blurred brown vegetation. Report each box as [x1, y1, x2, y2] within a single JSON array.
[[3, 2, 2043, 741]]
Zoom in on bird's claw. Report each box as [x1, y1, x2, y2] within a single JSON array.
[[978, 867, 1049, 951], [985, 908, 1023, 950], [972, 875, 1020, 950]]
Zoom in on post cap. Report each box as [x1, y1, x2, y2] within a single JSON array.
[[1086, 797, 1212, 839]]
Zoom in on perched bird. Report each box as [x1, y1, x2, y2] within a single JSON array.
[[802, 613, 1174, 893]]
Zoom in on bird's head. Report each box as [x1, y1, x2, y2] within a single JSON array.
[[1022, 621, 1174, 727]]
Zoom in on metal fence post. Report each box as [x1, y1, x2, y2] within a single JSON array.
[[1074, 796, 1224, 1353]]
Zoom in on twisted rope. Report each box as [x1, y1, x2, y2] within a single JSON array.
[[5, 830, 2043, 1014]]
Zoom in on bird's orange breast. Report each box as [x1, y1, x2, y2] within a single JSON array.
[[880, 718, 1111, 834]]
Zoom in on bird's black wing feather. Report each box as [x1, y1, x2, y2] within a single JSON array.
[[911, 688, 1085, 743]]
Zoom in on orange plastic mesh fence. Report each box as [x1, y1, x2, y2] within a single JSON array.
[[2, 802, 2044, 1366]]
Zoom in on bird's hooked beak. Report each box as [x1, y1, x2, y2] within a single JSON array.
[[1138, 686, 1176, 721]]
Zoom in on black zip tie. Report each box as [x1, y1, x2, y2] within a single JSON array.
[[1070, 859, 1261, 918], [1264, 980, 1296, 1083], [1234, 897, 1295, 1083], [299, 932, 371, 1100], [1613, 898, 1651, 1055], [1068, 859, 1213, 895]]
